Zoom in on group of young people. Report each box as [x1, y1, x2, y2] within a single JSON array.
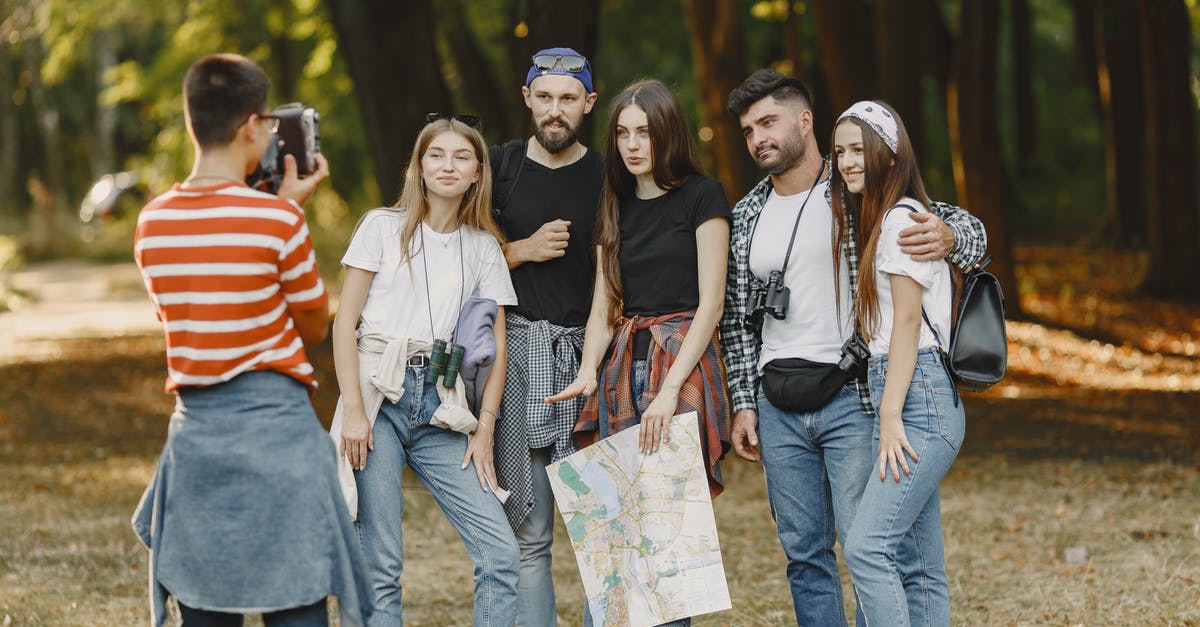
[[131, 47, 986, 627]]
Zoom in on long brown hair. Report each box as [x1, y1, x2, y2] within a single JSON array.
[[595, 79, 702, 325], [829, 101, 934, 340], [387, 119, 503, 265]]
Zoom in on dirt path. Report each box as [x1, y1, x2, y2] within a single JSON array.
[[0, 260, 159, 364]]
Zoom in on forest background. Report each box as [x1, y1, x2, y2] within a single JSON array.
[[1, 0, 1199, 625]]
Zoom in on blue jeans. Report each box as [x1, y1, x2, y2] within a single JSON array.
[[581, 360, 689, 627], [354, 367, 520, 626], [844, 348, 964, 627], [757, 382, 875, 626], [514, 445, 557, 626]]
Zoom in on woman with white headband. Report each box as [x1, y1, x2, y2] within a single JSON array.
[[830, 100, 965, 626]]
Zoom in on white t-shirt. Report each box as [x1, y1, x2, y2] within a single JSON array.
[[868, 199, 953, 357], [749, 180, 854, 369], [341, 209, 517, 341]]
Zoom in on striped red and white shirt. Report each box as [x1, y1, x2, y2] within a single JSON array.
[[134, 181, 328, 393]]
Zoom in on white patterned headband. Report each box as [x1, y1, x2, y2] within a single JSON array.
[[837, 100, 899, 154]]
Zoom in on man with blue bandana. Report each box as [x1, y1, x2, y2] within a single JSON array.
[[489, 46, 602, 626]]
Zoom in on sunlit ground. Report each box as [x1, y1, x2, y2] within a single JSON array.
[[1, 245, 1197, 624]]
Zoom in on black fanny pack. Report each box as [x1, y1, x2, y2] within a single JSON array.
[[760, 358, 854, 413]]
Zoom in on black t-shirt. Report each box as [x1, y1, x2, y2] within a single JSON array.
[[492, 146, 604, 327], [618, 175, 730, 317]]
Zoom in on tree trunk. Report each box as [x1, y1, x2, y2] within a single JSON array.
[[21, 26, 68, 256], [809, 0, 877, 111], [500, 0, 601, 142], [267, 0, 297, 103], [949, 0, 1019, 310], [1011, 0, 1036, 176], [436, 0, 519, 143], [0, 36, 17, 222], [924, 0, 953, 99], [1138, 0, 1200, 297], [684, 0, 756, 203], [326, 0, 451, 205], [873, 1, 926, 157], [1068, 0, 1102, 112], [93, 28, 117, 179], [505, 0, 600, 93], [1095, 0, 1145, 247]]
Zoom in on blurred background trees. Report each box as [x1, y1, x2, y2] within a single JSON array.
[[0, 0, 1198, 301]]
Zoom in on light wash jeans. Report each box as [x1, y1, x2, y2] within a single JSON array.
[[514, 445, 558, 626], [756, 382, 875, 626], [354, 366, 520, 626], [844, 348, 964, 627]]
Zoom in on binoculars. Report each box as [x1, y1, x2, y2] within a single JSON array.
[[745, 270, 790, 332], [425, 339, 465, 388]]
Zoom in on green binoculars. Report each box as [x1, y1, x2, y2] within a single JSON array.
[[425, 338, 465, 388]]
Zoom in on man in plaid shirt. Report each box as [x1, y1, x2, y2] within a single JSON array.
[[719, 70, 987, 626]]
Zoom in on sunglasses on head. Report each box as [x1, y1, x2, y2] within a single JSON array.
[[531, 53, 587, 73], [425, 112, 481, 128]]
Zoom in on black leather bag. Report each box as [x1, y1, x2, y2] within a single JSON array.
[[919, 255, 1008, 392], [893, 203, 1008, 393], [760, 358, 853, 413], [945, 257, 1007, 391]]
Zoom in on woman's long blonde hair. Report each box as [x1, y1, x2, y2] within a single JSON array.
[[389, 119, 504, 263]]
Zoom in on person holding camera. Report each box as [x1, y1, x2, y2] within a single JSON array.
[[486, 47, 603, 626], [547, 78, 732, 626], [832, 100, 966, 627], [131, 54, 370, 626], [720, 70, 987, 626], [331, 115, 520, 626]]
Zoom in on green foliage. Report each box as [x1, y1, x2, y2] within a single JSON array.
[[0, 0, 1194, 264]]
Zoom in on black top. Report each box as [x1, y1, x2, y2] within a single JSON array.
[[618, 175, 730, 317], [493, 147, 604, 327]]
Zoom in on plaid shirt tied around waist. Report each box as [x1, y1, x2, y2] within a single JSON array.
[[572, 310, 732, 498], [495, 312, 586, 528]]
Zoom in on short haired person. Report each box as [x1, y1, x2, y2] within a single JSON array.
[[487, 47, 603, 625], [720, 69, 986, 625], [332, 116, 521, 626], [131, 53, 371, 627], [832, 100, 965, 627]]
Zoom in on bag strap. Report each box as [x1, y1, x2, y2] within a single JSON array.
[[491, 138, 528, 223], [748, 161, 825, 280], [889, 203, 946, 345], [892, 202, 966, 404]]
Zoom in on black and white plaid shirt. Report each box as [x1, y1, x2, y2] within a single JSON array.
[[719, 172, 988, 415]]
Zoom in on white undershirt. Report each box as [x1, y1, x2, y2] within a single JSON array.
[[749, 180, 853, 370], [341, 209, 517, 341]]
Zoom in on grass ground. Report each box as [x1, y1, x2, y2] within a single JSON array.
[[1, 247, 1198, 625]]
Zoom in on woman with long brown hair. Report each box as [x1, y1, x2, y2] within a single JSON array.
[[330, 115, 520, 625], [830, 100, 964, 627], [547, 79, 732, 626]]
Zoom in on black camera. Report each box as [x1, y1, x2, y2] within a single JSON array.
[[745, 270, 790, 332], [836, 336, 870, 378], [246, 103, 321, 194]]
